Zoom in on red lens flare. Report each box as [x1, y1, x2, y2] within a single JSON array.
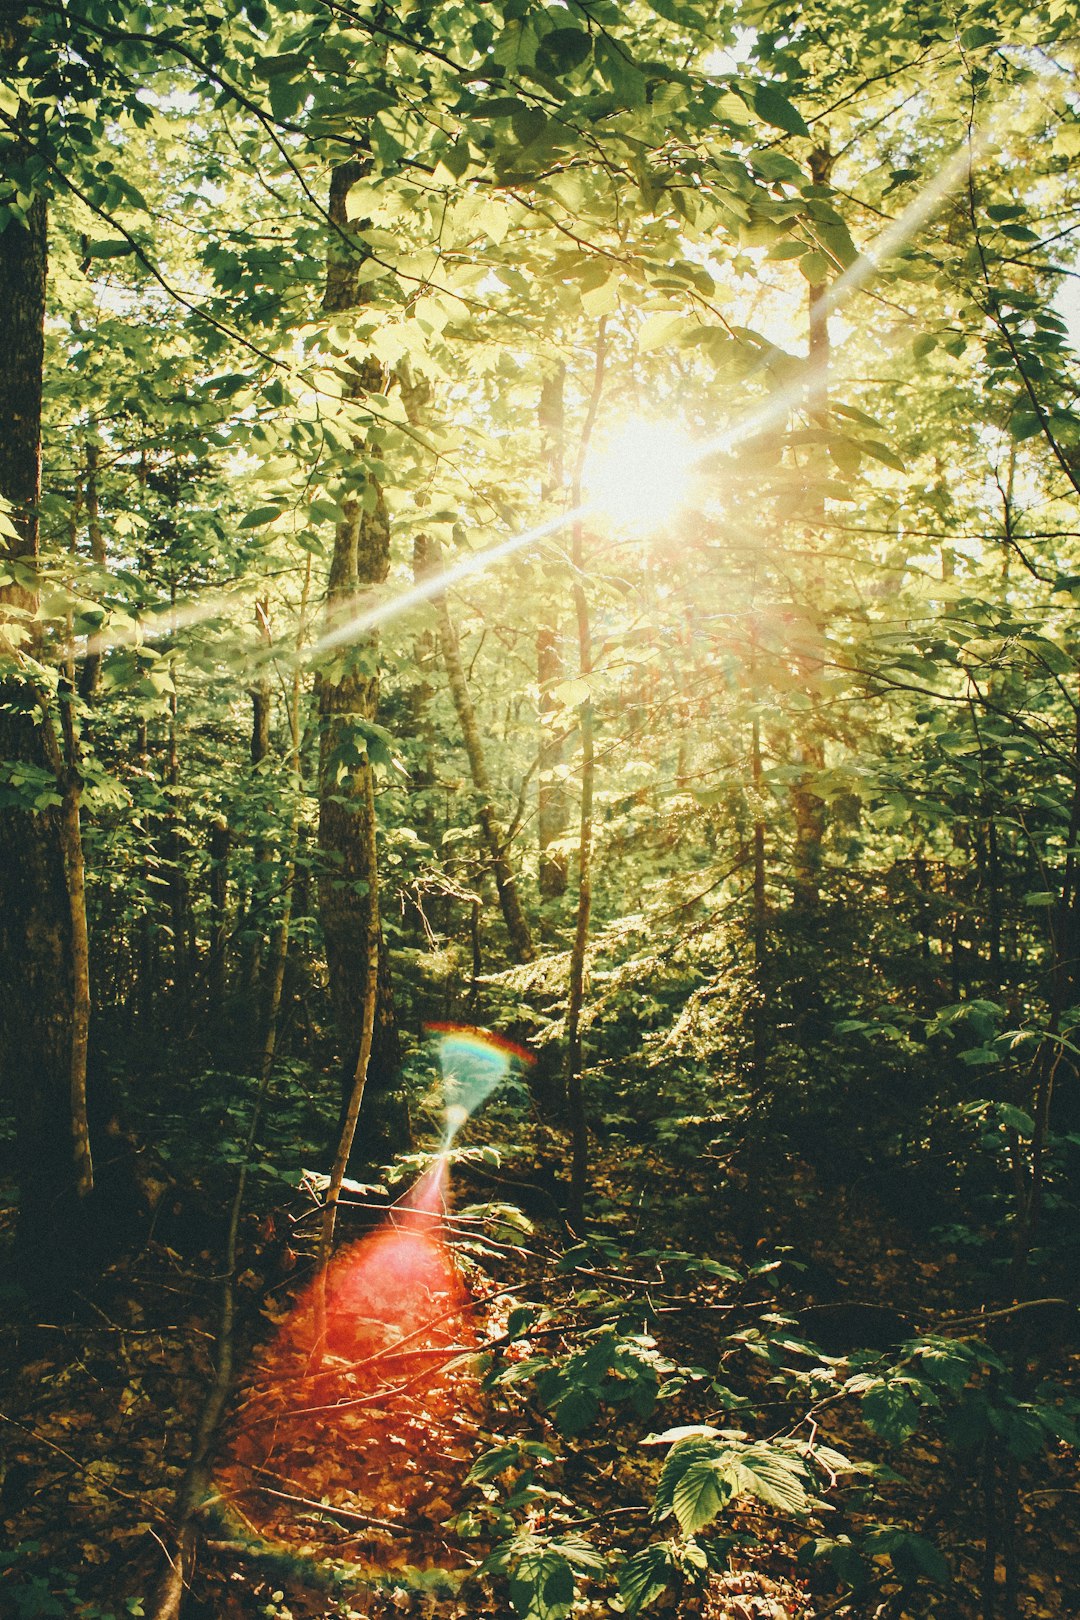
[[218, 1157, 485, 1573], [217, 1024, 530, 1572]]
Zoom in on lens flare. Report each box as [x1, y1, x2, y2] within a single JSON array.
[[585, 417, 698, 534], [216, 1024, 531, 1573], [426, 1021, 533, 1150]]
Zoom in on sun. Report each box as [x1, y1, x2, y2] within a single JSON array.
[[584, 416, 698, 534]]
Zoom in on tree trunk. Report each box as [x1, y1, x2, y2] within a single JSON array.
[[565, 323, 607, 1230], [320, 762, 381, 1271], [165, 670, 193, 1012], [257, 583, 309, 1090], [538, 364, 569, 905], [79, 433, 105, 699], [416, 531, 535, 964], [0, 79, 93, 1297], [208, 813, 229, 1015], [790, 143, 833, 910], [250, 598, 272, 766], [537, 625, 569, 903], [244, 597, 273, 1007], [316, 158, 402, 1152], [751, 702, 768, 1090]]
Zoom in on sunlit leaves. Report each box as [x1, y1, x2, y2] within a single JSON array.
[[482, 1532, 603, 1620], [653, 1433, 816, 1534]]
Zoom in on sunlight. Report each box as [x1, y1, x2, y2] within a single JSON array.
[[584, 417, 699, 534]]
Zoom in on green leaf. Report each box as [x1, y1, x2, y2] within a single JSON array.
[[637, 311, 689, 352], [728, 1444, 811, 1514], [536, 28, 592, 74], [672, 1458, 732, 1533], [861, 439, 906, 472], [472, 95, 529, 119], [258, 51, 307, 76], [239, 505, 284, 528], [508, 1553, 575, 1620], [619, 1544, 677, 1615], [439, 140, 472, 179], [466, 1444, 522, 1483], [554, 1385, 599, 1435], [799, 251, 831, 283], [1008, 410, 1043, 442], [867, 1527, 950, 1584], [995, 1103, 1035, 1135], [766, 239, 810, 261], [859, 1379, 920, 1444], [85, 239, 136, 258], [750, 82, 810, 137], [511, 107, 550, 148]]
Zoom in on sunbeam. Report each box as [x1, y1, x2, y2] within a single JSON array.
[[295, 129, 990, 661], [60, 127, 992, 680]]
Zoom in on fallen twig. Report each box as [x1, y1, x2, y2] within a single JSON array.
[[250, 1481, 399, 1532]]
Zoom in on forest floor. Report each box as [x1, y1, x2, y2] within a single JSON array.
[[1, 1128, 1078, 1620]]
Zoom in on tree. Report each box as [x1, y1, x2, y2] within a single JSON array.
[[0, 5, 93, 1299]]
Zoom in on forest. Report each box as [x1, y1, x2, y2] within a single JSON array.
[[2, 0, 1080, 1616]]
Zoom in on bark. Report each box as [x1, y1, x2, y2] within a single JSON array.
[[538, 364, 569, 903], [208, 813, 229, 1013], [250, 631, 271, 767], [406, 535, 439, 862], [751, 705, 767, 1091], [56, 667, 92, 1202], [316, 158, 401, 1137], [0, 671, 95, 1281], [165, 673, 193, 1008], [255, 555, 310, 1082], [565, 323, 607, 1230], [79, 435, 105, 699], [789, 143, 833, 910], [320, 760, 381, 1272], [537, 625, 569, 901], [0, 71, 93, 1295], [416, 531, 535, 964], [987, 817, 1002, 986], [244, 598, 272, 1004]]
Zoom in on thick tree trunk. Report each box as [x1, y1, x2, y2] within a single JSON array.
[[0, 94, 92, 1295], [416, 531, 535, 964], [316, 159, 401, 1150], [257, 604, 308, 1091], [320, 762, 381, 1271]]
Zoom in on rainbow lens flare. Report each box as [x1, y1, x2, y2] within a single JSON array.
[[215, 1024, 531, 1579], [425, 1022, 533, 1149]]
